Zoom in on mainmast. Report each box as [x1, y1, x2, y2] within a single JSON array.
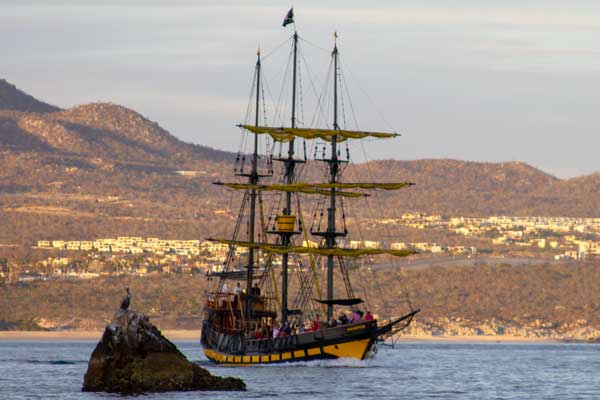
[[280, 31, 299, 324], [325, 35, 340, 321], [246, 49, 261, 319]]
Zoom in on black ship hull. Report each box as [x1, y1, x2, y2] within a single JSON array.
[[201, 310, 418, 365], [202, 320, 378, 365]]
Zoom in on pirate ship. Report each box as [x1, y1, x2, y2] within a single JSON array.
[[201, 10, 419, 365]]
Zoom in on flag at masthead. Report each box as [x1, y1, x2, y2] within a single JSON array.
[[282, 8, 294, 27]]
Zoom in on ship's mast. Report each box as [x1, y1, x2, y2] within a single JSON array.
[[326, 35, 340, 321], [280, 31, 299, 324], [246, 50, 261, 319]]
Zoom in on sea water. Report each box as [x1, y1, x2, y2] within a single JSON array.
[[1, 340, 599, 399]]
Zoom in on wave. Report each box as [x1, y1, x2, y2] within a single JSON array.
[[289, 358, 372, 368], [21, 359, 85, 365], [193, 359, 213, 366]]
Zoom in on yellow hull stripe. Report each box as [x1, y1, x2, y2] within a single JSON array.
[[204, 337, 372, 365], [307, 347, 320, 356]]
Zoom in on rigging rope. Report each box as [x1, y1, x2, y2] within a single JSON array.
[[297, 41, 306, 127], [333, 49, 415, 316], [261, 34, 294, 61], [296, 195, 323, 300], [340, 54, 399, 134], [272, 41, 294, 127], [357, 142, 415, 312], [339, 57, 361, 131]]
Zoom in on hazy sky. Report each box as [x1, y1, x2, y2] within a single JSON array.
[[2, 0, 599, 178]]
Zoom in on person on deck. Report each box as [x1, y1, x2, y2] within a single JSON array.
[[220, 283, 230, 307], [365, 311, 374, 321], [312, 315, 321, 331], [231, 282, 242, 307], [329, 318, 338, 328], [283, 321, 292, 336], [350, 310, 362, 324], [338, 313, 349, 325], [269, 318, 277, 336], [251, 283, 261, 296]]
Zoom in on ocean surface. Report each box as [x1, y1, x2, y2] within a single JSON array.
[[1, 340, 599, 399]]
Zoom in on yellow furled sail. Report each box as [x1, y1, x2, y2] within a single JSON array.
[[291, 182, 414, 190], [209, 238, 416, 258], [214, 182, 367, 198], [214, 182, 414, 196], [239, 124, 399, 142]]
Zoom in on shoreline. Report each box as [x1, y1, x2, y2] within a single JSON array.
[[0, 330, 200, 341], [0, 330, 560, 343], [395, 334, 559, 343]]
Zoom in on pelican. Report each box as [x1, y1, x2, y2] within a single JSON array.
[[120, 287, 131, 310]]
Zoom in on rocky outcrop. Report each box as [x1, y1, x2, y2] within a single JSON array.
[[403, 317, 600, 342], [82, 309, 245, 394]]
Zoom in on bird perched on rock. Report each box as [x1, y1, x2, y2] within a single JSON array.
[[120, 287, 131, 310]]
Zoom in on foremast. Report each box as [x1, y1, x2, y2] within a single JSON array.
[[245, 49, 261, 319]]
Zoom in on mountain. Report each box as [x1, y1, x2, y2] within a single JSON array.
[[0, 100, 232, 164], [0, 79, 61, 113], [0, 80, 598, 256], [357, 159, 599, 217]]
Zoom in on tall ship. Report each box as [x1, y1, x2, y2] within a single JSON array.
[[201, 10, 419, 365]]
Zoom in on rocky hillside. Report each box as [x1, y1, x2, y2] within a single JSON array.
[[2, 262, 600, 341], [356, 159, 600, 217], [0, 103, 231, 164]]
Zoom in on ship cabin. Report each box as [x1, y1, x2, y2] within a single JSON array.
[[204, 291, 277, 337]]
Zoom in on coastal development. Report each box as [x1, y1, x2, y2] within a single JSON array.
[[1, 212, 598, 284], [385, 213, 600, 260]]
